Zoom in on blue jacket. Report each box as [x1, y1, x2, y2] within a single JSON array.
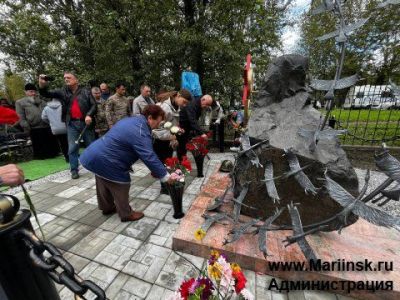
[[181, 71, 202, 97], [80, 115, 168, 183]]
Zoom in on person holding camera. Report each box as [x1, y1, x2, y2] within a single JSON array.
[[38, 72, 97, 179]]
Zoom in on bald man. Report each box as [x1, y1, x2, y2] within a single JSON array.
[[177, 94, 214, 159]]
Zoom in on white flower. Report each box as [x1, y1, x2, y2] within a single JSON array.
[[166, 291, 183, 300], [170, 126, 180, 134], [164, 121, 173, 129], [240, 288, 254, 300]]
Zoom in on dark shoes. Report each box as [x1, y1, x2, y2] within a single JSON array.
[[71, 171, 79, 179], [121, 211, 144, 222], [102, 208, 117, 216]]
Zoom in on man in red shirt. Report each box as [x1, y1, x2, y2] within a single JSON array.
[[38, 72, 96, 179]]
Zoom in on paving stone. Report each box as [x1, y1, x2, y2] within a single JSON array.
[[69, 228, 118, 259], [30, 181, 61, 192], [145, 284, 175, 300], [123, 217, 160, 241], [63, 203, 98, 221], [46, 183, 80, 195], [77, 178, 96, 189], [59, 261, 119, 300], [30, 212, 56, 234], [243, 269, 256, 297], [256, 285, 273, 300], [34, 195, 70, 212], [164, 213, 182, 224], [46, 199, 80, 215], [257, 273, 277, 290], [288, 291, 306, 300], [122, 243, 170, 283], [129, 185, 146, 197], [155, 251, 200, 290], [70, 188, 97, 201], [155, 194, 172, 204], [122, 276, 152, 299], [63, 252, 91, 272], [155, 271, 182, 291], [49, 222, 96, 251], [143, 202, 172, 220], [29, 191, 54, 202], [129, 198, 152, 212], [79, 209, 110, 227], [135, 176, 157, 188], [272, 292, 289, 299], [94, 234, 142, 270], [50, 176, 71, 183], [99, 214, 130, 233], [105, 273, 131, 299], [84, 195, 99, 205], [56, 186, 87, 198], [137, 187, 160, 201], [40, 216, 75, 240], [132, 168, 151, 177], [303, 290, 337, 300]]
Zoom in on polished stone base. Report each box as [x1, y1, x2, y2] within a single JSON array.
[[173, 171, 400, 300]]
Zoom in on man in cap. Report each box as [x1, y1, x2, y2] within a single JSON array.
[[15, 83, 59, 159]]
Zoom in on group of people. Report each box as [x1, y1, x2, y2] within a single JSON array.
[[34, 72, 219, 222], [0, 70, 231, 222]]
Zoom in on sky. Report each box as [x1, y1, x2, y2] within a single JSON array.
[[281, 0, 312, 53]]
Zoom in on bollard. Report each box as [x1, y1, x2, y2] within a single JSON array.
[[0, 194, 61, 300]]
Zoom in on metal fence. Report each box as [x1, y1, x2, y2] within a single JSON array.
[[315, 84, 400, 147]]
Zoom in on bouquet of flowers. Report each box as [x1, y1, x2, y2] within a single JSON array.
[[186, 132, 212, 157], [165, 156, 192, 187], [164, 121, 185, 135], [167, 250, 254, 300]]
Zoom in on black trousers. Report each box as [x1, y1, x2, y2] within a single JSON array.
[[55, 134, 69, 161], [30, 127, 60, 159], [210, 119, 225, 152], [153, 139, 173, 163], [177, 131, 190, 161]]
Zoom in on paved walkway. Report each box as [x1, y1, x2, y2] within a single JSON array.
[[14, 153, 354, 300]]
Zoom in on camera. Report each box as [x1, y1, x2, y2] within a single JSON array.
[[39, 75, 55, 81]]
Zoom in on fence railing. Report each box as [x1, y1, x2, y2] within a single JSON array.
[[315, 84, 400, 147]]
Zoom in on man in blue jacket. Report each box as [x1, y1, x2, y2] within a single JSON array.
[[80, 105, 172, 222]]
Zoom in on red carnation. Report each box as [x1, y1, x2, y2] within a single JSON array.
[[233, 270, 247, 294], [165, 157, 179, 168], [186, 143, 196, 151], [181, 158, 192, 172], [179, 278, 195, 300]]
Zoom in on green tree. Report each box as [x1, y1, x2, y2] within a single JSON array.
[[3, 73, 25, 102], [299, 0, 400, 84], [0, 0, 288, 103]]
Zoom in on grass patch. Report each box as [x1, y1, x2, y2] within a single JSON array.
[[325, 109, 400, 123], [1, 155, 69, 192], [19, 155, 69, 181]]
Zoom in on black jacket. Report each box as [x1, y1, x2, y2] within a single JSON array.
[[179, 98, 204, 136], [39, 85, 96, 124]]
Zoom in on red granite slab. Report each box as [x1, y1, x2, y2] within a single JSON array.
[[173, 168, 400, 300]]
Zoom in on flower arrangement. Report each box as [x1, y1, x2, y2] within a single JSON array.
[[165, 156, 192, 187], [186, 132, 212, 157], [164, 121, 184, 135], [167, 250, 254, 300]]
